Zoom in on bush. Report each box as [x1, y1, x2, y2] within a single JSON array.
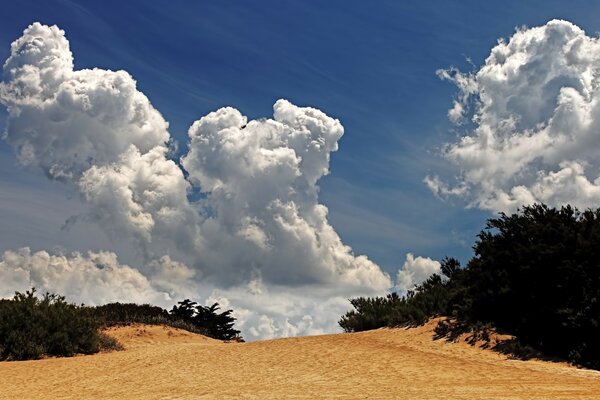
[[0, 289, 102, 360], [339, 264, 461, 332], [97, 332, 124, 352], [340, 204, 600, 369], [93, 300, 244, 341], [455, 204, 600, 369], [93, 302, 171, 326], [0, 291, 244, 361], [92, 302, 210, 336]]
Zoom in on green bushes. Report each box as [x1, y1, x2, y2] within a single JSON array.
[[339, 259, 459, 332], [0, 289, 102, 360], [0, 291, 243, 361], [93, 302, 170, 325], [456, 204, 600, 369], [93, 300, 243, 341], [340, 204, 600, 370]]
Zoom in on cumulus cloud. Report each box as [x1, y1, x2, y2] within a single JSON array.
[[78, 145, 201, 255], [427, 19, 600, 213], [181, 100, 389, 288], [0, 248, 176, 305], [0, 23, 391, 338], [206, 284, 352, 340], [395, 253, 441, 294], [0, 246, 370, 340], [0, 24, 169, 180]]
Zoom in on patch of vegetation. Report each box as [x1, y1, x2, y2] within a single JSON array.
[[492, 338, 542, 361], [340, 204, 600, 370], [0, 289, 103, 360], [92, 302, 205, 335], [93, 300, 243, 341], [93, 302, 171, 326], [97, 332, 124, 352], [0, 291, 243, 361], [339, 272, 453, 332], [339, 257, 463, 332]]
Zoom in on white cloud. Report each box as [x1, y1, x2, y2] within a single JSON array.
[[428, 19, 600, 213], [395, 253, 441, 294], [0, 23, 391, 339], [0, 248, 171, 305], [0, 247, 366, 340], [181, 100, 390, 288], [78, 144, 200, 256], [206, 283, 354, 340], [0, 23, 169, 181]]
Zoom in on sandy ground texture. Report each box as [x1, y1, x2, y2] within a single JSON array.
[[1, 321, 599, 399]]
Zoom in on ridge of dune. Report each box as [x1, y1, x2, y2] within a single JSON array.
[[102, 324, 221, 348], [0, 320, 599, 399]]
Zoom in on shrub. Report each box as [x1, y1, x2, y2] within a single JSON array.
[[0, 291, 244, 361], [340, 204, 600, 369], [93, 300, 244, 341], [0, 289, 102, 360], [455, 204, 600, 369], [97, 332, 124, 352], [92, 302, 210, 336], [339, 258, 461, 332], [93, 302, 171, 326]]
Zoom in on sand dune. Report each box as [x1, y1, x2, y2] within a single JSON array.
[[1, 321, 599, 399]]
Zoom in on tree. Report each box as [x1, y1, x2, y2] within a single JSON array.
[[170, 299, 198, 321], [456, 204, 600, 368], [170, 300, 242, 341], [339, 204, 600, 369]]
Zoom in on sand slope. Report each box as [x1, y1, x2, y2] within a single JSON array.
[[1, 321, 599, 399]]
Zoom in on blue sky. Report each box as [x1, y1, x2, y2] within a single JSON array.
[[2, 0, 600, 276]]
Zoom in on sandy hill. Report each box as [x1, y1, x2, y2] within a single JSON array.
[[1, 321, 599, 399]]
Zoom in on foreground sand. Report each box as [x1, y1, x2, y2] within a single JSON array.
[[1, 321, 599, 399]]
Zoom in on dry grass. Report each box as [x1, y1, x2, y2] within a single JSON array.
[[0, 320, 599, 399]]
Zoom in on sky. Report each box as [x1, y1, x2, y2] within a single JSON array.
[[2, 0, 600, 339]]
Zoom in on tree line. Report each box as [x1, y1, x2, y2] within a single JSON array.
[[340, 204, 600, 370], [0, 290, 242, 361]]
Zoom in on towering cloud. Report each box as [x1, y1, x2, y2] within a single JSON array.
[[1, 23, 169, 180], [427, 20, 600, 213], [0, 23, 391, 338], [181, 100, 388, 288]]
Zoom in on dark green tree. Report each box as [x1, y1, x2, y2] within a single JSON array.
[[170, 300, 242, 341], [170, 299, 198, 321], [456, 204, 600, 368], [339, 204, 600, 369]]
